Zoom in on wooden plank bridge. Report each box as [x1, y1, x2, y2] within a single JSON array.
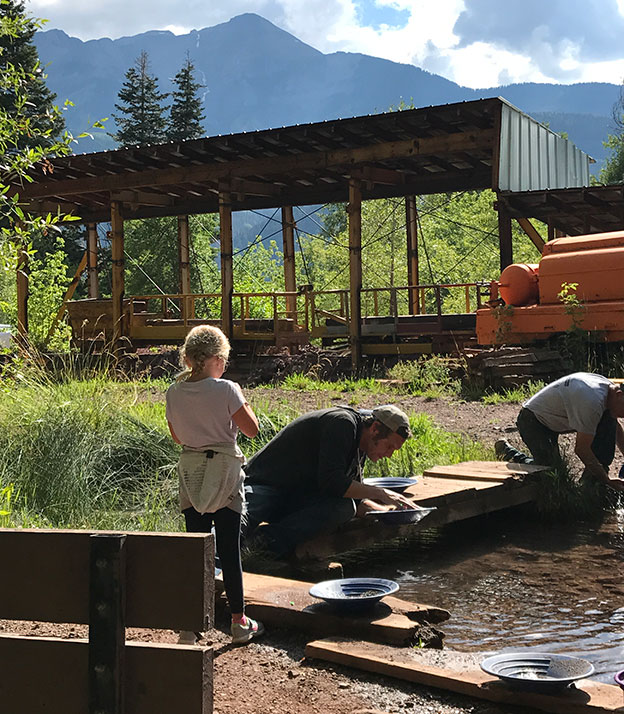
[[295, 460, 547, 561]]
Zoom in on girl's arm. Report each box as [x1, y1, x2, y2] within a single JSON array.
[[232, 402, 259, 438], [168, 420, 182, 444]]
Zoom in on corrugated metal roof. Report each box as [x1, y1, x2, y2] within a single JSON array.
[[17, 97, 593, 223], [498, 100, 591, 192]]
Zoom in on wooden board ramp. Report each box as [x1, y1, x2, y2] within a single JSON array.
[[295, 461, 547, 561], [422, 460, 548, 482], [305, 639, 624, 714], [216, 572, 450, 647]]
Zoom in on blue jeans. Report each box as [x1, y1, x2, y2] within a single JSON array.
[[502, 407, 616, 471], [242, 483, 356, 557]]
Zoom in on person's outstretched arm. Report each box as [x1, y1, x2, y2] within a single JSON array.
[[575, 432, 624, 491], [233, 402, 259, 438]]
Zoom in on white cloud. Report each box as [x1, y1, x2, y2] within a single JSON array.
[[26, 0, 624, 87]]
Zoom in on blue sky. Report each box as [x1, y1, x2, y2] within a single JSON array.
[[29, 0, 624, 88]]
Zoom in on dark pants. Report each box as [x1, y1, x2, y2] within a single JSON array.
[[242, 483, 356, 558], [183, 505, 244, 614], [502, 407, 616, 471]]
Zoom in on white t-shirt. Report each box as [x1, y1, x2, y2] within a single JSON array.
[[166, 377, 246, 448], [524, 372, 612, 434]]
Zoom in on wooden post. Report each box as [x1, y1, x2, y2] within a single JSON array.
[[497, 203, 513, 271], [89, 533, 126, 714], [218, 191, 233, 339], [16, 243, 29, 341], [281, 206, 296, 319], [405, 195, 419, 315], [87, 223, 99, 299], [348, 179, 362, 372], [110, 201, 125, 347], [178, 216, 192, 321]]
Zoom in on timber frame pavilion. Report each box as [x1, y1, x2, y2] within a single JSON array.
[[16, 96, 598, 367]]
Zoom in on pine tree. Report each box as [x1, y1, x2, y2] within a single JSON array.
[[0, 0, 65, 148], [112, 51, 168, 147], [600, 84, 624, 184], [167, 55, 205, 141]]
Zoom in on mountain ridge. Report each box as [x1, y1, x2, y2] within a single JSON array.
[[34, 13, 620, 170]]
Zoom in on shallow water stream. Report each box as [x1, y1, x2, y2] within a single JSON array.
[[346, 504, 624, 682]]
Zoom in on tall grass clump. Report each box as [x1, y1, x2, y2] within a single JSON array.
[[387, 357, 460, 397], [533, 459, 609, 520], [365, 413, 490, 479], [0, 366, 179, 530]]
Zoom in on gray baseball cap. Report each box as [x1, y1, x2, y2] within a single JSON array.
[[372, 404, 412, 440]]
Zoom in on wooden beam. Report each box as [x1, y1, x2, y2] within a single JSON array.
[[22, 130, 497, 200], [45, 251, 88, 346], [405, 195, 419, 314], [0, 529, 214, 632], [516, 217, 546, 252], [88, 534, 126, 714], [216, 571, 449, 646], [281, 206, 297, 318], [348, 178, 362, 372], [16, 243, 29, 340], [110, 189, 174, 207], [353, 165, 406, 188], [87, 223, 99, 298], [306, 639, 623, 714], [219, 191, 233, 339], [178, 215, 192, 321], [0, 636, 213, 714], [496, 203, 513, 270], [110, 200, 125, 347]]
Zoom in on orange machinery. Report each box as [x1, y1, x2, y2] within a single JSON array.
[[476, 230, 624, 345]]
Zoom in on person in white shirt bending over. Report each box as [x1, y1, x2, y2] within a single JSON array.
[[166, 325, 264, 645], [495, 372, 624, 491]]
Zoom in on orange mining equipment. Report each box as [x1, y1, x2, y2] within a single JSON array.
[[476, 230, 624, 345]]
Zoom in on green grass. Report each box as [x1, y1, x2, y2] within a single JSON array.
[[0, 361, 495, 530], [281, 373, 385, 395], [386, 357, 460, 398], [480, 381, 545, 405], [364, 412, 490, 478]]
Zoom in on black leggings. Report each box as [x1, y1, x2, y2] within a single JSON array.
[[183, 505, 244, 614]]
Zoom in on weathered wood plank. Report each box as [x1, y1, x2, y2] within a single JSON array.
[[217, 572, 449, 646], [0, 529, 214, 631], [305, 639, 624, 714], [0, 635, 213, 714], [423, 461, 548, 482]]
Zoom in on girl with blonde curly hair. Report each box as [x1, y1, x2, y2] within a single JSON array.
[[166, 325, 263, 645]]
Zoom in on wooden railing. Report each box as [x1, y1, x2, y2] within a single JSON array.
[[309, 283, 485, 331], [126, 283, 485, 340], [129, 291, 308, 336]]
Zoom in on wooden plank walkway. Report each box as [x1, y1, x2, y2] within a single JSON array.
[[305, 639, 624, 714], [295, 461, 547, 561], [216, 572, 450, 647]]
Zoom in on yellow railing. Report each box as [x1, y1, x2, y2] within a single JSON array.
[[127, 282, 485, 340], [309, 282, 485, 331], [128, 291, 307, 335]]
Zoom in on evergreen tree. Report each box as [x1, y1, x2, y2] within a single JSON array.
[[168, 55, 205, 141], [112, 51, 168, 147], [600, 84, 624, 184], [0, 0, 64, 147]]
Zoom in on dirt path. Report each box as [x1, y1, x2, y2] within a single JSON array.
[[249, 387, 521, 448]]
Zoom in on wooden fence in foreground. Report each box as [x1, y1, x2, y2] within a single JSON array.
[[0, 528, 214, 714]]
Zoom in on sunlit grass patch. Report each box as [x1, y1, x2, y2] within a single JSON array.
[[480, 381, 545, 405]]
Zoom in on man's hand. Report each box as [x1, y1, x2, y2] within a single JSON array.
[[375, 488, 414, 510]]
